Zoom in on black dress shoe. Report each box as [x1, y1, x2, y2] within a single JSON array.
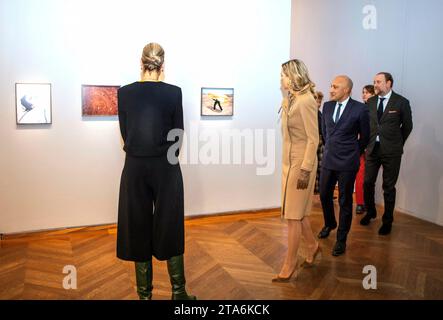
[[356, 205, 366, 214], [318, 226, 336, 239], [332, 242, 346, 256], [318, 227, 337, 239], [378, 224, 392, 235], [360, 213, 376, 226]]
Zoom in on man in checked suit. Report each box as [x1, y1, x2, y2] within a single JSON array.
[[318, 76, 370, 256], [360, 72, 413, 235]]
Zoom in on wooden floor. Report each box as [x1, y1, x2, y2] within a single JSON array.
[[1, 201, 443, 300]]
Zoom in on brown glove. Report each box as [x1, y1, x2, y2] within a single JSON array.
[[297, 169, 311, 190]]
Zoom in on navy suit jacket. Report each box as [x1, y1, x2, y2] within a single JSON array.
[[322, 98, 370, 172]]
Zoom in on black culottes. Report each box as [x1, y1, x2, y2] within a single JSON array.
[[117, 154, 185, 262]]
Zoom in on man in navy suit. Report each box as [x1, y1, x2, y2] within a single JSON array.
[[318, 76, 370, 256]]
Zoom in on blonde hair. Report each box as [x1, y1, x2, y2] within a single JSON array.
[[282, 59, 316, 96], [141, 42, 164, 73]]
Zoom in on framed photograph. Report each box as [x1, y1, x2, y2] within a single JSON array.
[[81, 85, 120, 117], [15, 83, 52, 125], [201, 87, 234, 116]]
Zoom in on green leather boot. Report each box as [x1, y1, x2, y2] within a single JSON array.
[[167, 255, 197, 300], [135, 261, 153, 300]]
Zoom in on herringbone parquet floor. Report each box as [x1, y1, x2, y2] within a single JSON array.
[[1, 201, 443, 300]]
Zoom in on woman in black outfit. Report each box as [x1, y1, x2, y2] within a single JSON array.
[[116, 43, 196, 300]]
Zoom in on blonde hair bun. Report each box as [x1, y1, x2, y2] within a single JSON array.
[[141, 43, 165, 72]]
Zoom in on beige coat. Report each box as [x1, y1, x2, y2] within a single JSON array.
[[281, 91, 319, 220]]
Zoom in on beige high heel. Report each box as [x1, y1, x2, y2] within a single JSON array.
[[272, 267, 298, 282], [301, 244, 322, 268]]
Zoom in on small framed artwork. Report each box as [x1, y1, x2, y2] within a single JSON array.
[[81, 85, 120, 117], [201, 87, 234, 116], [15, 83, 52, 125]]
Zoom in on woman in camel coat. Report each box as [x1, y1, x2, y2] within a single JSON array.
[[273, 59, 322, 282]]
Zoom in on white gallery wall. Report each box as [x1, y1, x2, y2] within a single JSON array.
[[291, 0, 443, 225], [0, 0, 291, 234]]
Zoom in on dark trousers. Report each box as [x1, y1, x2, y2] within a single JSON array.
[[364, 143, 402, 225], [320, 168, 357, 243], [117, 154, 185, 262]]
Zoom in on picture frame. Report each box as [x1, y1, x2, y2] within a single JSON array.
[[81, 84, 120, 117], [201, 87, 234, 116], [15, 83, 52, 125]]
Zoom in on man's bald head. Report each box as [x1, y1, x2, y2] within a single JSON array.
[[330, 75, 353, 102], [335, 75, 353, 91]]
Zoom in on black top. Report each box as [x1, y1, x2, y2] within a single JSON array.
[[118, 81, 184, 157]]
